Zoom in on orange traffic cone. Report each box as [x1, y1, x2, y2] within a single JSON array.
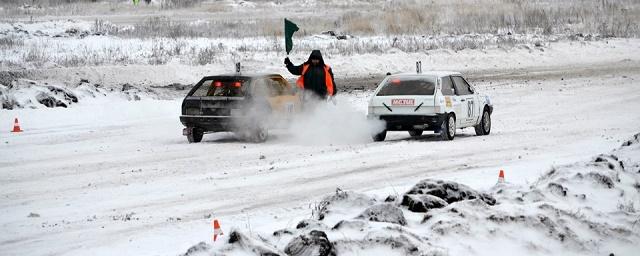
[[498, 169, 505, 183], [212, 219, 223, 242], [11, 118, 23, 133]]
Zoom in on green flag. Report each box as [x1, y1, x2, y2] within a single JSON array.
[[284, 18, 299, 55]]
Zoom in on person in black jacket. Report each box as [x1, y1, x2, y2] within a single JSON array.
[[284, 50, 337, 101]]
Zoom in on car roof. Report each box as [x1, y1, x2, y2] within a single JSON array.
[[389, 71, 462, 78]]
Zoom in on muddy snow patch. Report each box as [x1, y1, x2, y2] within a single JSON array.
[[185, 133, 640, 255], [1, 80, 79, 109], [311, 189, 377, 223], [400, 179, 496, 213], [198, 229, 283, 256]]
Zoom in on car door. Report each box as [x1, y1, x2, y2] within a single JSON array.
[[265, 76, 299, 125], [440, 75, 460, 117], [284, 81, 301, 114], [451, 76, 476, 127]]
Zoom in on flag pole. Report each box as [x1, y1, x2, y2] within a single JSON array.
[[284, 18, 288, 57]]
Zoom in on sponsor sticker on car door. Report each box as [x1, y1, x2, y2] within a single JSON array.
[[445, 97, 452, 108], [391, 99, 415, 106]]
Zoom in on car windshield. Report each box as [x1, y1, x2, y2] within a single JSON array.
[[377, 76, 436, 96], [190, 78, 250, 97]]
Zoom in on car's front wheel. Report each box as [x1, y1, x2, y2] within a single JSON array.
[[440, 114, 455, 141], [187, 128, 203, 143], [373, 130, 387, 142], [474, 108, 491, 136]]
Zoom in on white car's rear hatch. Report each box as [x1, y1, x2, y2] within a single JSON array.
[[369, 76, 437, 115]]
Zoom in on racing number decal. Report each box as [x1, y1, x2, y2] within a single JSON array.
[[284, 102, 294, 115], [467, 99, 474, 118]]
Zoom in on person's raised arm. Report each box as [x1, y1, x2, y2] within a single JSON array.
[[285, 57, 302, 75]]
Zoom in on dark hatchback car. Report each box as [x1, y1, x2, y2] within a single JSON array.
[[180, 73, 300, 143]]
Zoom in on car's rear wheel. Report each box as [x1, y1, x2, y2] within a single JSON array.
[[440, 114, 455, 141], [249, 124, 268, 143], [187, 128, 203, 143], [373, 130, 387, 142], [408, 129, 423, 137], [474, 108, 491, 136]]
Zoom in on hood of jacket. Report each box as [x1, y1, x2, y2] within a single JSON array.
[[306, 50, 325, 66]]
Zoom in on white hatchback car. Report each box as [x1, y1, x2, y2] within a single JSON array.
[[367, 71, 493, 141]]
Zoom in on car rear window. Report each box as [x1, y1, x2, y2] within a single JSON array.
[[377, 77, 436, 96], [190, 78, 250, 97]]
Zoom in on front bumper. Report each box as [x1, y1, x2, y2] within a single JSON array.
[[369, 114, 447, 131]]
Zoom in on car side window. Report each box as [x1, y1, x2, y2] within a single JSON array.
[[190, 80, 211, 97], [452, 76, 473, 95], [268, 77, 287, 96], [252, 79, 269, 97], [441, 76, 455, 96]]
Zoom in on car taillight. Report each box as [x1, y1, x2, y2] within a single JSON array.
[[214, 81, 222, 87], [391, 79, 401, 85], [233, 82, 242, 88], [186, 107, 201, 115]]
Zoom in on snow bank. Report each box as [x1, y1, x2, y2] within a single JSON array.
[[1, 20, 93, 38], [3, 19, 637, 74], [184, 133, 640, 255], [0, 77, 187, 109]]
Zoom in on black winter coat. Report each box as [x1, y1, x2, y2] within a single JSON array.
[[286, 50, 337, 98]]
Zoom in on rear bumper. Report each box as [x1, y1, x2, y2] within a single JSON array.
[[369, 114, 447, 131], [180, 115, 238, 132]]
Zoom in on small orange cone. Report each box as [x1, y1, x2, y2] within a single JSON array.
[[212, 219, 223, 242], [11, 118, 23, 133], [498, 169, 505, 183]]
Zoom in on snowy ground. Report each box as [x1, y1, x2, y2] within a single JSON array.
[[2, 56, 640, 255], [209, 133, 640, 256]]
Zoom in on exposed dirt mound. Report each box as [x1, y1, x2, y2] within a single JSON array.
[[403, 179, 496, 205], [284, 230, 335, 256], [401, 194, 449, 213], [356, 204, 407, 225]]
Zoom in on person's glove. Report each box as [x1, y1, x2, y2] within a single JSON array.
[[284, 57, 292, 66]]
